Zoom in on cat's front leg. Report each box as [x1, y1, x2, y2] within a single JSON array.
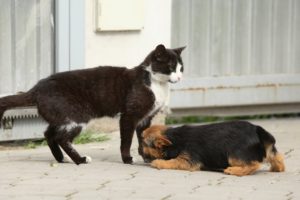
[[120, 114, 138, 164], [136, 117, 153, 161]]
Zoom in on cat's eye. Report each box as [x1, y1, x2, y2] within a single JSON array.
[[168, 60, 177, 67], [168, 61, 177, 72]]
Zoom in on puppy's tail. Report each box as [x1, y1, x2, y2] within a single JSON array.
[[0, 91, 36, 127], [256, 126, 285, 172]]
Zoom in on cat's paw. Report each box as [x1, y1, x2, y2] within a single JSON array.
[[122, 156, 133, 164], [83, 155, 92, 164]]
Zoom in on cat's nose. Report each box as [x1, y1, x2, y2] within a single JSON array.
[[177, 76, 183, 82]]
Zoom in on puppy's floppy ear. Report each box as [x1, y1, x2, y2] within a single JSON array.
[[154, 136, 172, 149], [173, 46, 186, 55]]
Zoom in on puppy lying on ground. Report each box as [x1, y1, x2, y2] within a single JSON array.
[[142, 121, 285, 176]]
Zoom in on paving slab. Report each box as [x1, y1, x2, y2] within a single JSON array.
[[0, 118, 299, 200]]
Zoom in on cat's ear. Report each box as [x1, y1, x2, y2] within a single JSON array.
[[155, 44, 166, 53], [173, 46, 186, 56], [154, 44, 167, 60]]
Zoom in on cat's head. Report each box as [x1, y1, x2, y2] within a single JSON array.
[[142, 44, 186, 83]]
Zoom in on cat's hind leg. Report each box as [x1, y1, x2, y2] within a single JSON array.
[[55, 123, 91, 165], [44, 125, 64, 163], [36, 94, 93, 164]]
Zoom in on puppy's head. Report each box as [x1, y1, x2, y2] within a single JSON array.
[[142, 125, 172, 162]]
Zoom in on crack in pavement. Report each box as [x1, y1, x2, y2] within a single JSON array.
[[161, 194, 172, 200], [125, 171, 138, 181], [65, 190, 78, 200], [285, 191, 294, 200], [9, 183, 16, 187], [96, 180, 111, 191], [284, 149, 294, 159], [190, 185, 201, 194], [216, 177, 227, 185], [284, 149, 294, 155], [6, 177, 24, 189]]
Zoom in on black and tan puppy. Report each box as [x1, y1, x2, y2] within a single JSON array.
[[142, 121, 285, 176]]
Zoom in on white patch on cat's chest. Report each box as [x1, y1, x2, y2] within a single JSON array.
[[148, 80, 170, 116]]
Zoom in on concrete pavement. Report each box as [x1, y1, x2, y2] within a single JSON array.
[[0, 118, 299, 200]]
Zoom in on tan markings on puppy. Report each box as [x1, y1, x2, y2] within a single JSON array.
[[224, 158, 261, 176], [151, 153, 201, 171], [153, 136, 172, 149], [142, 125, 171, 160], [265, 145, 285, 172], [269, 153, 285, 172], [142, 125, 168, 140], [143, 146, 163, 159]]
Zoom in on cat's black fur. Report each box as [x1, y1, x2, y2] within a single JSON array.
[[0, 44, 185, 164]]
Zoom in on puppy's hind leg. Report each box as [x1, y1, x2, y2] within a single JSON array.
[[224, 158, 261, 176], [151, 153, 201, 171], [266, 145, 285, 172]]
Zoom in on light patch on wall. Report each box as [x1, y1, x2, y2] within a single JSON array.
[[94, 0, 144, 31]]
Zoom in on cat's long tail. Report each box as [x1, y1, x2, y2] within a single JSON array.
[[0, 90, 36, 125]]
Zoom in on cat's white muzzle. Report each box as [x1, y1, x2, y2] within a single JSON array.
[[169, 72, 183, 83], [169, 63, 183, 83]]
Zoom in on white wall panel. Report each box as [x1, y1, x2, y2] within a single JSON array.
[[172, 0, 300, 77], [292, 0, 300, 73], [0, 0, 13, 94], [171, 0, 300, 112], [0, 0, 54, 95]]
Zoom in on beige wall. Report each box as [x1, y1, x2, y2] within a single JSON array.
[[84, 0, 172, 68]]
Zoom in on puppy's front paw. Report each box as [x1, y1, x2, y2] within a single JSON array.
[[224, 167, 245, 176], [151, 159, 165, 169]]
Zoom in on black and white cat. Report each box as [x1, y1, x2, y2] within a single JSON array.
[[0, 44, 185, 164]]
